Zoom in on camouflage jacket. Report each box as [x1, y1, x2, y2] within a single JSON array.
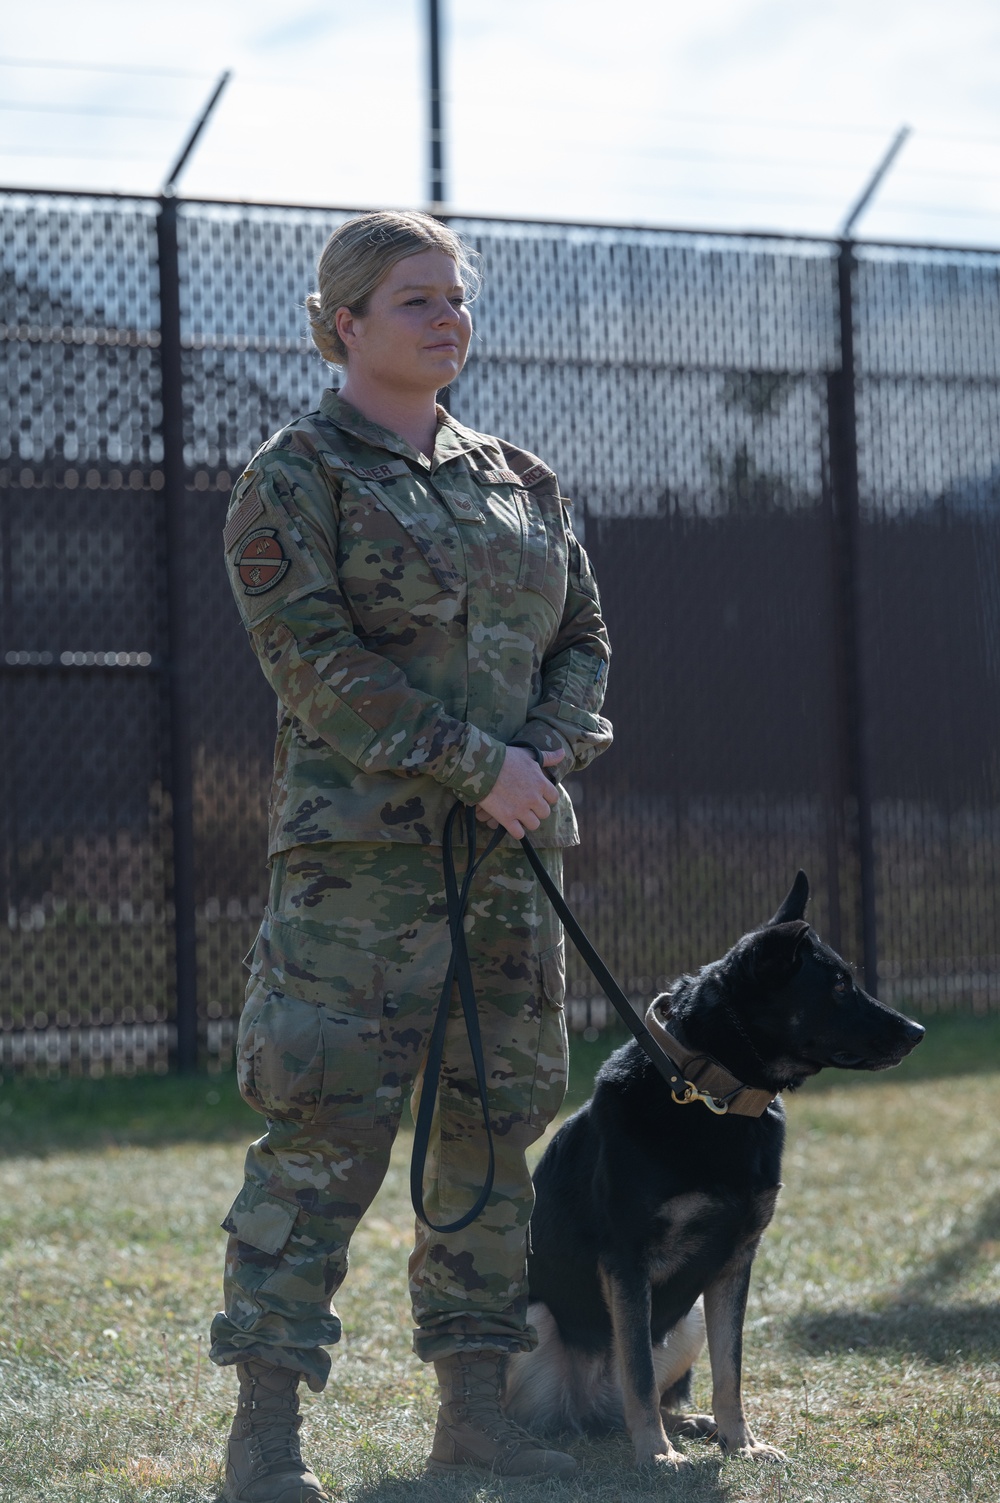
[[223, 389, 612, 852]]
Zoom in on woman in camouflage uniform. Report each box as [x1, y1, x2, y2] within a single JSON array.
[[211, 211, 612, 1503]]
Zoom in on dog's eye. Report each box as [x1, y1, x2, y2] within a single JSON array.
[[833, 975, 849, 994]]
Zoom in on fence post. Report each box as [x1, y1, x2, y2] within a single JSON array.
[[828, 239, 878, 995], [427, 0, 445, 207], [156, 193, 199, 1071]]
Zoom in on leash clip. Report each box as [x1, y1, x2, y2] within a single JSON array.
[[671, 1080, 730, 1115]]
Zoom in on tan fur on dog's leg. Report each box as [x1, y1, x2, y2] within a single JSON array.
[[654, 1301, 714, 1438], [703, 1244, 786, 1463], [606, 1273, 691, 1470]]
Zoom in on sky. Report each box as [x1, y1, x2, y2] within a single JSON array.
[[1, 0, 999, 247]]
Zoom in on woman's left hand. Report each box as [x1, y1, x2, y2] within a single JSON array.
[[475, 746, 564, 839]]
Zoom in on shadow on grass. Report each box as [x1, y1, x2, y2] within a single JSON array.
[[346, 1438, 731, 1503], [898, 1189, 1000, 1302], [787, 1189, 1000, 1364], [785, 1302, 1000, 1363]]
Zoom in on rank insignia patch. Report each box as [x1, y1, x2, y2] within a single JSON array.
[[237, 528, 291, 595]]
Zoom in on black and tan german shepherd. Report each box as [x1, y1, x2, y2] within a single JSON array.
[[505, 873, 924, 1470]]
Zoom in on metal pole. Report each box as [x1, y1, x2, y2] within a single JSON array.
[[162, 70, 231, 195], [156, 195, 199, 1071], [428, 0, 445, 207], [828, 241, 879, 994], [839, 125, 911, 240], [151, 77, 233, 1072]]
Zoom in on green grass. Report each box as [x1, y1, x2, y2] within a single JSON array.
[[0, 1012, 994, 1156], [0, 1068, 262, 1153], [0, 1033, 615, 1157], [0, 1020, 998, 1502]]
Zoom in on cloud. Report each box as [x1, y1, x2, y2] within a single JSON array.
[[251, 7, 341, 51], [0, 0, 997, 242]]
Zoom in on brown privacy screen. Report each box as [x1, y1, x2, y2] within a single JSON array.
[[1, 194, 999, 1074]]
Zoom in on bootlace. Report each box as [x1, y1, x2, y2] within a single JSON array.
[[457, 1360, 542, 1448], [239, 1368, 305, 1471], [250, 1409, 304, 1469]]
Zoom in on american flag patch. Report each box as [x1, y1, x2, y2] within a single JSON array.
[[223, 488, 264, 552]]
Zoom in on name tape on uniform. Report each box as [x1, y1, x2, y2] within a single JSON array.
[[472, 466, 523, 487], [519, 462, 555, 488], [472, 460, 557, 490], [322, 451, 411, 483]]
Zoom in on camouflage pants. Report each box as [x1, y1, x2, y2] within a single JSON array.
[[208, 839, 568, 1392]]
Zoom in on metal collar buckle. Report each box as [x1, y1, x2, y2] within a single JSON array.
[[670, 1080, 730, 1115]]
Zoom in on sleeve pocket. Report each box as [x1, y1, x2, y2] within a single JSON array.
[[556, 647, 610, 722], [224, 471, 329, 631]]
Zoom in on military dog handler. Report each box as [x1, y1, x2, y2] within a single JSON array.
[[211, 211, 613, 1502]]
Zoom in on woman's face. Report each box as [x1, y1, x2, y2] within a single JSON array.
[[336, 249, 473, 396]]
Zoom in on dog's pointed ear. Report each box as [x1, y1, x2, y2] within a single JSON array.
[[747, 920, 812, 988], [768, 871, 809, 926]]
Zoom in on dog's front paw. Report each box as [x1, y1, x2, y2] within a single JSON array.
[[661, 1409, 717, 1440], [635, 1446, 694, 1472], [721, 1437, 787, 1463]]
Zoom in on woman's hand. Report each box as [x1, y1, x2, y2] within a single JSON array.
[[475, 746, 565, 839]]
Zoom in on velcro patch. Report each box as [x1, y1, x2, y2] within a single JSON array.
[[223, 488, 265, 552], [519, 462, 555, 488], [222, 1190, 297, 1256], [321, 450, 410, 482], [237, 528, 291, 595], [473, 466, 522, 486], [355, 459, 410, 481]]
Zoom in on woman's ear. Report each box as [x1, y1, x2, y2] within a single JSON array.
[[334, 305, 360, 353]]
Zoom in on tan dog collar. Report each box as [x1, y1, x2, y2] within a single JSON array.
[[644, 997, 778, 1118]]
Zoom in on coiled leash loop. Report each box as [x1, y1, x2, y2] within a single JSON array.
[[409, 802, 506, 1234], [411, 799, 749, 1234]]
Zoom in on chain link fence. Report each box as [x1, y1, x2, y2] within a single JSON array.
[[2, 190, 999, 1074]]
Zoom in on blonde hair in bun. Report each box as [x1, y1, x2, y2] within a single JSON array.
[[306, 211, 482, 365]]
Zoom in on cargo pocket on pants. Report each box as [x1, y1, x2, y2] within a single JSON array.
[[529, 939, 569, 1134], [237, 912, 386, 1129], [223, 1180, 299, 1259]]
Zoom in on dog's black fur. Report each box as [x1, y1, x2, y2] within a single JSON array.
[[505, 873, 924, 1469]]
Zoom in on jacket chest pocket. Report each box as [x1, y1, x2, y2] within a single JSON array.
[[517, 489, 567, 619], [335, 477, 465, 630]]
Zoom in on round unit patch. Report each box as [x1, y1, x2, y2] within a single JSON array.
[[237, 528, 291, 595]]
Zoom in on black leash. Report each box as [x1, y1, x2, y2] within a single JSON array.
[[517, 835, 694, 1096], [409, 802, 505, 1234], [410, 802, 694, 1234]]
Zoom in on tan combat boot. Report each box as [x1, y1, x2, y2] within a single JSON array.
[[222, 1359, 330, 1503], [426, 1352, 577, 1477]]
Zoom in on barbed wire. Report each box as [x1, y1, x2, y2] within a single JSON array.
[[0, 101, 188, 119], [0, 55, 210, 77], [0, 53, 996, 232], [2, 53, 1000, 150], [0, 118, 996, 194]]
